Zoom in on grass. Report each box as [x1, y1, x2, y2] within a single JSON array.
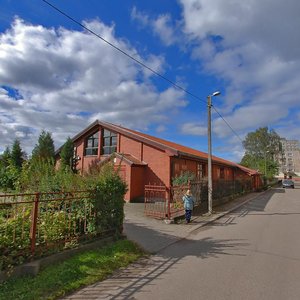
[[0, 239, 145, 300]]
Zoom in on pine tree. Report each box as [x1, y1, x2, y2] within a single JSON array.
[[60, 137, 74, 170], [32, 130, 55, 162], [11, 139, 23, 170]]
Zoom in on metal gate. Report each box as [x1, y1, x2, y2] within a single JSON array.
[[144, 184, 188, 219], [144, 184, 169, 218]]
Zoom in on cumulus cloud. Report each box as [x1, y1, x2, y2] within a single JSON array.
[[181, 122, 207, 136], [131, 6, 179, 46], [0, 18, 186, 153], [180, 0, 300, 139]]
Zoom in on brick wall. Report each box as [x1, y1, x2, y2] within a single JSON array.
[[119, 135, 142, 160], [142, 144, 170, 186]]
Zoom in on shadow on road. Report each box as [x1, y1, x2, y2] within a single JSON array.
[[67, 187, 292, 299], [101, 228, 249, 300], [99, 188, 286, 298], [228, 187, 285, 218]]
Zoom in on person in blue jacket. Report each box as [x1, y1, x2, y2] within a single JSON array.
[[182, 189, 194, 224]]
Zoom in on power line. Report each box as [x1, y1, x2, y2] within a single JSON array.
[[41, 0, 243, 142], [41, 0, 206, 105], [212, 105, 243, 142]]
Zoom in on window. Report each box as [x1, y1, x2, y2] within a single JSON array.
[[85, 132, 98, 156], [102, 129, 117, 155], [196, 163, 206, 178], [197, 163, 202, 178]]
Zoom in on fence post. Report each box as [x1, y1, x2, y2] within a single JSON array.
[[166, 187, 171, 219], [30, 192, 40, 257]]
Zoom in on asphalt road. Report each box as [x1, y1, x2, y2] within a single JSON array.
[[129, 184, 300, 300]]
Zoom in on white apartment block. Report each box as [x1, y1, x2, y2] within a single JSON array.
[[279, 138, 300, 176]]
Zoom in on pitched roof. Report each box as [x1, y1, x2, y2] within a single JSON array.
[[103, 121, 238, 167], [57, 119, 259, 175]]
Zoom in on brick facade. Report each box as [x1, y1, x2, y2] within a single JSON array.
[[55, 120, 262, 201]]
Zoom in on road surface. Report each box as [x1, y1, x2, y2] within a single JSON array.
[[65, 184, 300, 299], [131, 185, 300, 299]]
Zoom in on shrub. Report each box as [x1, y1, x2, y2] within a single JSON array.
[[0, 204, 32, 271], [0, 161, 128, 271], [88, 163, 127, 234], [172, 171, 196, 186]]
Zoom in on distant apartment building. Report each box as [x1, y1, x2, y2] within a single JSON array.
[[279, 138, 300, 176]]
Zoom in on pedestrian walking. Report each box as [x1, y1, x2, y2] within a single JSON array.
[[182, 189, 194, 224]]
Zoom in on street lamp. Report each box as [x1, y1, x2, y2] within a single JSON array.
[[207, 91, 221, 215]]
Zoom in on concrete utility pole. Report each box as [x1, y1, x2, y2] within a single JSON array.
[[207, 91, 221, 215], [264, 150, 270, 177]]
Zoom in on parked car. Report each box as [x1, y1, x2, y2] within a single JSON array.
[[282, 179, 295, 189]]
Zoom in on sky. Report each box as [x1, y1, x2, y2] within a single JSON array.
[[1, 0, 300, 162]]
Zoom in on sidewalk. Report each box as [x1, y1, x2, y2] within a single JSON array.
[[63, 191, 267, 299], [123, 190, 264, 253]]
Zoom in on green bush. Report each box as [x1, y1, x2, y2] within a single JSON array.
[[0, 161, 128, 272], [0, 205, 32, 271], [0, 164, 20, 191], [18, 159, 88, 193], [172, 171, 196, 186], [88, 163, 127, 234]]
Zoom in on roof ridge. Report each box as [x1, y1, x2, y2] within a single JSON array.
[[56, 120, 259, 174], [106, 122, 179, 152]]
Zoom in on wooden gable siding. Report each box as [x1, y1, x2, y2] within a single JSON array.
[[171, 156, 236, 182]]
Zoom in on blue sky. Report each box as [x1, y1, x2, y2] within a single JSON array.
[[1, 0, 300, 162]]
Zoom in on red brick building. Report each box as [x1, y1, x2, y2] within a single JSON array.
[[56, 120, 262, 202]]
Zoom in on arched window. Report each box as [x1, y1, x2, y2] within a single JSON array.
[[85, 132, 98, 156], [102, 129, 117, 155]]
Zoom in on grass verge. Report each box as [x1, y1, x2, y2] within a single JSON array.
[[0, 239, 145, 300]]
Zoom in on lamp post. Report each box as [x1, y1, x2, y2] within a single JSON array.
[[207, 91, 221, 215], [264, 150, 270, 177]]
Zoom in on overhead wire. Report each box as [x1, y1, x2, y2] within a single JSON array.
[[212, 106, 243, 142], [41, 0, 206, 105], [41, 0, 243, 142]]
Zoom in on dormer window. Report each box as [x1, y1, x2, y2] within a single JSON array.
[[85, 132, 98, 156], [102, 129, 117, 155]]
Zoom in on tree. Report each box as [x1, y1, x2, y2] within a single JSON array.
[[241, 127, 282, 178], [11, 139, 23, 170], [32, 130, 55, 162], [0, 145, 22, 191], [60, 137, 74, 170], [243, 127, 282, 158], [1, 146, 11, 168]]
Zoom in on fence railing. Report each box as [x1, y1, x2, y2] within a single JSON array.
[[144, 185, 169, 218], [0, 190, 116, 271], [144, 178, 253, 219]]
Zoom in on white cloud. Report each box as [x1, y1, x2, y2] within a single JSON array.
[[181, 122, 207, 136], [180, 0, 300, 143], [131, 7, 179, 46], [156, 125, 166, 133], [213, 103, 289, 137], [0, 18, 187, 153]]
